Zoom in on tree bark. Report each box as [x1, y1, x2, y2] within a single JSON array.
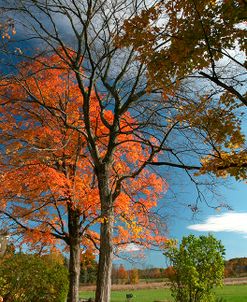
[[95, 214, 114, 302], [67, 206, 81, 302], [67, 240, 81, 302], [95, 164, 114, 302]]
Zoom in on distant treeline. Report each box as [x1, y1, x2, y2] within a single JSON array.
[[79, 256, 247, 284], [224, 257, 247, 277], [110, 257, 247, 285]]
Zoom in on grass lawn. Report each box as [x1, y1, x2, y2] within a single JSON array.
[[215, 285, 247, 302], [80, 284, 247, 302], [80, 288, 172, 302]]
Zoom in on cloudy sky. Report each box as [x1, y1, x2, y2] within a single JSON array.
[[188, 212, 247, 238], [115, 178, 247, 269], [139, 179, 247, 268]]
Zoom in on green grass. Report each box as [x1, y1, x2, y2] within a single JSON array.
[[215, 285, 247, 302], [80, 284, 247, 302], [80, 288, 172, 302]]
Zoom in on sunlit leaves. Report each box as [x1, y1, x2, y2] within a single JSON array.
[[119, 0, 246, 90], [174, 91, 246, 180], [0, 51, 167, 251]]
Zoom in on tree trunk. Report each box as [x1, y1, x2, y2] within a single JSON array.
[[95, 215, 114, 302], [67, 206, 81, 302], [67, 240, 81, 302], [95, 164, 114, 302]]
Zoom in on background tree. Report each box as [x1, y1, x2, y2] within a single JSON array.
[[111, 264, 128, 284], [0, 252, 69, 302], [163, 266, 176, 280], [111, 264, 119, 285], [149, 267, 162, 279], [80, 250, 98, 284], [164, 234, 225, 302], [224, 257, 247, 277], [118, 264, 128, 284], [128, 269, 139, 285]]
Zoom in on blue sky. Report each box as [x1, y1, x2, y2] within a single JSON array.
[[134, 179, 247, 268], [118, 119, 247, 268], [115, 173, 247, 269]]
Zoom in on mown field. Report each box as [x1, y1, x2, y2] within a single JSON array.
[[80, 284, 247, 302]]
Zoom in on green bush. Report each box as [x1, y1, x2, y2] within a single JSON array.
[[0, 253, 69, 302], [164, 234, 225, 302]]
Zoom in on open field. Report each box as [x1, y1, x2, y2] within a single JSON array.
[[79, 277, 247, 292], [80, 284, 247, 302], [216, 285, 247, 302]]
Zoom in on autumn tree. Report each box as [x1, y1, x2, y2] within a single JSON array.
[[149, 267, 162, 279], [0, 1, 246, 302], [128, 269, 139, 284], [118, 264, 128, 280], [119, 0, 246, 106], [80, 250, 98, 284], [111, 265, 118, 284], [0, 8, 16, 71], [0, 16, 15, 40], [224, 257, 247, 277], [118, 264, 128, 284], [163, 266, 176, 280], [111, 264, 128, 284], [0, 5, 15, 42], [0, 52, 167, 302], [119, 0, 247, 179]]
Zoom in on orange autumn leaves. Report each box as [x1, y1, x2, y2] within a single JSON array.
[[0, 52, 167, 250], [173, 93, 246, 180], [119, 0, 246, 88]]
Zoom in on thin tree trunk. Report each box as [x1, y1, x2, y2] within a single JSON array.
[[95, 214, 114, 302], [67, 206, 81, 302], [67, 240, 81, 302]]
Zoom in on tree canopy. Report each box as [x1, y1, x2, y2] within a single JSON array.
[[119, 0, 247, 181], [119, 0, 246, 105], [0, 50, 167, 301]]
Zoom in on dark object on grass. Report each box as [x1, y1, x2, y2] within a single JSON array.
[[126, 293, 133, 301]]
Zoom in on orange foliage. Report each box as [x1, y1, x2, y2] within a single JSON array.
[[119, 0, 246, 89], [129, 269, 139, 284], [81, 249, 96, 269], [163, 266, 176, 279], [0, 51, 167, 252], [118, 264, 128, 281]]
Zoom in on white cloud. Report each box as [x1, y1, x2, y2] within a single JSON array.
[[119, 243, 141, 253], [188, 212, 247, 238]]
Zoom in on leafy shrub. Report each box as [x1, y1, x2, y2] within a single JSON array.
[[0, 253, 68, 302], [164, 234, 225, 302]]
